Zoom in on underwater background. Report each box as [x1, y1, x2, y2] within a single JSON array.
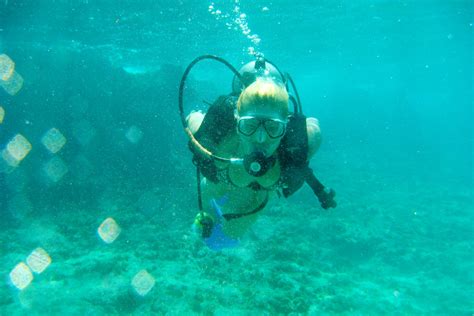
[[0, 0, 472, 314]]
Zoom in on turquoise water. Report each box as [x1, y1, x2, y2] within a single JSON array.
[[0, 0, 472, 314]]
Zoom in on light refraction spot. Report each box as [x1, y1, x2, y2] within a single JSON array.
[[43, 156, 68, 182], [3, 134, 32, 167], [26, 248, 52, 274], [0, 106, 4, 123], [131, 269, 155, 296], [1, 149, 20, 170], [125, 125, 143, 144], [98, 217, 121, 244], [0, 54, 15, 81], [0, 71, 24, 95], [9, 262, 33, 290], [41, 128, 67, 153], [72, 119, 96, 146]]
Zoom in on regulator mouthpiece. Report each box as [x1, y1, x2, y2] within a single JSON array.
[[243, 151, 276, 177]]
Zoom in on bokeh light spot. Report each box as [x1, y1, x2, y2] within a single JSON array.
[[98, 217, 121, 244], [3, 134, 32, 167], [43, 156, 68, 182], [0, 54, 15, 81], [9, 262, 33, 290], [26, 247, 52, 274], [72, 119, 96, 146], [0, 70, 24, 95], [131, 270, 155, 296], [41, 128, 67, 153], [125, 125, 143, 144]]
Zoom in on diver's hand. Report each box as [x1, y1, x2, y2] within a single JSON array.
[[317, 188, 337, 209], [193, 212, 214, 238]]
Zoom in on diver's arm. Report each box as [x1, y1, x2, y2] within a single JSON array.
[[306, 117, 322, 161], [304, 169, 337, 209], [304, 117, 337, 209], [186, 110, 205, 134]]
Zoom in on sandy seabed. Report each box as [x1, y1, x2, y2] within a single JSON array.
[[1, 166, 472, 315]]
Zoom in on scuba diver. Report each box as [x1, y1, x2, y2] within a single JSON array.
[[179, 54, 336, 250]]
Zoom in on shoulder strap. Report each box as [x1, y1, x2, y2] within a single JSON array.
[[189, 95, 237, 183], [193, 95, 236, 149]]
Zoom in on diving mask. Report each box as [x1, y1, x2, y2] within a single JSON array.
[[237, 116, 287, 139]]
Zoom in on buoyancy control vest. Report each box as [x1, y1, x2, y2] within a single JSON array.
[[179, 55, 337, 211], [190, 94, 310, 198]]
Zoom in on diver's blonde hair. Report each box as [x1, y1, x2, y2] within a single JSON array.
[[237, 78, 289, 117]]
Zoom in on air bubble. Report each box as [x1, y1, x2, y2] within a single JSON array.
[[208, 1, 262, 55]]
